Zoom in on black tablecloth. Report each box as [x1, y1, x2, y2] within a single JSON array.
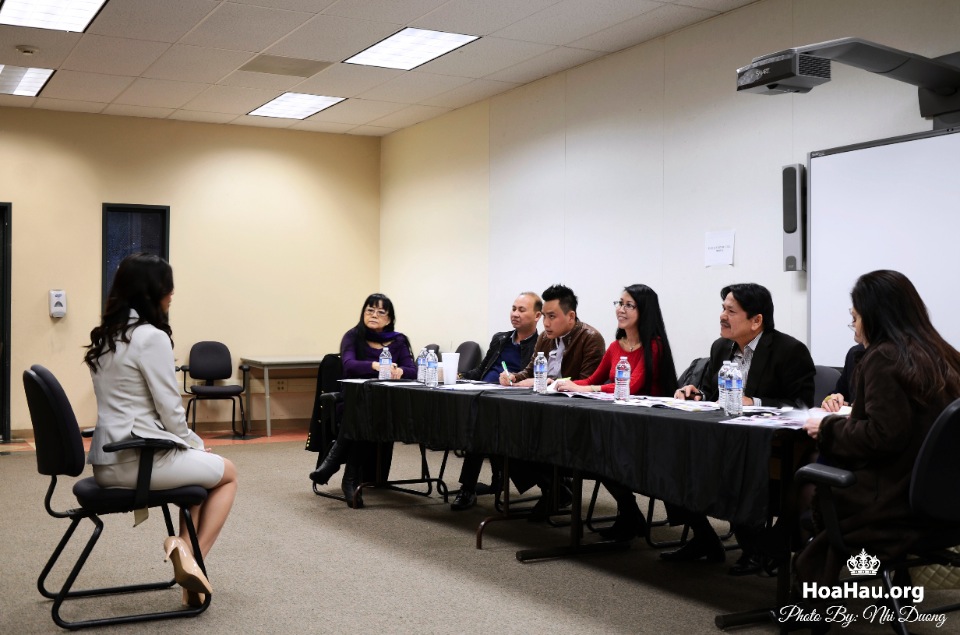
[[341, 382, 795, 525]]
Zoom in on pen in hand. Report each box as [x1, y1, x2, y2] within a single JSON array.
[[502, 361, 512, 385]]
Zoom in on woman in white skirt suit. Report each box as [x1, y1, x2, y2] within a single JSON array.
[[84, 253, 237, 604]]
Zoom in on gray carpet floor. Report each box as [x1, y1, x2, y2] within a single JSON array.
[[0, 441, 951, 634]]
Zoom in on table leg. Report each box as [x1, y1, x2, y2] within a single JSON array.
[[264, 366, 272, 437], [243, 367, 251, 433]]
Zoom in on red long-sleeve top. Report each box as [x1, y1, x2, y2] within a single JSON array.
[[573, 339, 662, 396]]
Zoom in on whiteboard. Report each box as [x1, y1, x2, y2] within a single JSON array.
[[808, 128, 960, 367]]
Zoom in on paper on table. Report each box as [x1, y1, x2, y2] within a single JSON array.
[[434, 383, 510, 391]]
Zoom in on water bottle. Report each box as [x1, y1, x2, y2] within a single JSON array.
[[533, 352, 548, 394], [718, 361, 730, 408], [728, 364, 744, 416], [425, 348, 439, 387], [416, 347, 427, 383], [614, 356, 631, 400], [378, 346, 392, 380]]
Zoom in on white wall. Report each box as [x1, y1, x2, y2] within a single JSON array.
[[383, 0, 956, 369]]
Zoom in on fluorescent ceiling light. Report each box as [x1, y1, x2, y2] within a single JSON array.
[[248, 93, 345, 119], [345, 27, 478, 71], [0, 65, 54, 96], [0, 0, 108, 33]]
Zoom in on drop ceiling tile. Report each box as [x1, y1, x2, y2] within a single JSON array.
[[180, 2, 314, 53], [412, 0, 564, 36], [61, 35, 170, 76], [291, 63, 401, 97], [421, 78, 518, 108], [492, 0, 664, 47], [230, 114, 297, 128], [219, 69, 302, 91], [368, 103, 449, 128], [102, 104, 175, 118], [289, 119, 356, 133], [88, 0, 219, 43], [232, 0, 336, 11], [323, 0, 448, 24], [570, 3, 716, 52], [181, 84, 282, 115], [307, 98, 406, 124], [0, 94, 34, 108], [417, 37, 554, 78], [357, 72, 472, 104], [115, 78, 209, 109], [266, 14, 402, 62], [347, 124, 396, 136], [41, 70, 134, 102], [0, 26, 81, 67], [143, 45, 254, 83], [485, 46, 604, 84], [168, 110, 239, 124], [33, 97, 106, 113]]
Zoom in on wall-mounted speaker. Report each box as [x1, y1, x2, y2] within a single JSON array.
[[782, 163, 806, 271]]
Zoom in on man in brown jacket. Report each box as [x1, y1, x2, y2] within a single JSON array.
[[501, 284, 604, 386], [499, 284, 604, 519]]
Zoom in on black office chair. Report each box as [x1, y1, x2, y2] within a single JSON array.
[[813, 364, 842, 404], [425, 343, 441, 356], [796, 398, 960, 635], [307, 354, 347, 503], [179, 341, 249, 437], [23, 365, 211, 629], [454, 341, 482, 374]]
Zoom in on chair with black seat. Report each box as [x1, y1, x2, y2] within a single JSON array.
[[425, 343, 440, 357], [796, 397, 960, 635], [454, 340, 482, 374], [179, 341, 249, 437], [306, 354, 346, 502], [813, 364, 842, 405], [23, 365, 211, 629]]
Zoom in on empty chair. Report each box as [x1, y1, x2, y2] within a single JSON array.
[[180, 341, 249, 437], [23, 364, 211, 628], [812, 364, 841, 405], [454, 341, 482, 374], [425, 343, 441, 356]]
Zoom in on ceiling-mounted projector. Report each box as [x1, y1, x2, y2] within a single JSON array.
[[736, 37, 960, 127], [736, 51, 831, 94]]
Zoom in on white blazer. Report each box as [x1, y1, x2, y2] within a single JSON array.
[[87, 310, 203, 465]]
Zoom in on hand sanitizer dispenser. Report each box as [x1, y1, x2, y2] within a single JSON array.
[[49, 290, 66, 318]]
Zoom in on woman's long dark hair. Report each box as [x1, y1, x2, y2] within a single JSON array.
[[852, 270, 960, 404], [84, 253, 174, 371], [351, 293, 410, 358], [616, 284, 678, 395]]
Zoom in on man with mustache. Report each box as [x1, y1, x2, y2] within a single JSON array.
[[668, 282, 815, 574], [450, 292, 542, 511]]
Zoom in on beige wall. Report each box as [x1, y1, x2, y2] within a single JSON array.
[[380, 0, 958, 369], [380, 102, 490, 354], [1, 108, 380, 433]]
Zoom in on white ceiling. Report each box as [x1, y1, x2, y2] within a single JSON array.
[[0, 0, 757, 136]]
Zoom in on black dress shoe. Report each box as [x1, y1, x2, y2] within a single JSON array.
[[527, 483, 573, 522], [474, 480, 503, 496], [450, 489, 477, 511], [728, 552, 763, 576], [660, 535, 725, 563], [599, 510, 648, 542], [341, 468, 363, 509]]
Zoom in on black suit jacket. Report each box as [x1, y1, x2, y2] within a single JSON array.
[[460, 330, 537, 381], [698, 328, 815, 408]]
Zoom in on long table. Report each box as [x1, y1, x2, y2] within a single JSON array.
[[341, 381, 806, 628], [240, 355, 324, 437]]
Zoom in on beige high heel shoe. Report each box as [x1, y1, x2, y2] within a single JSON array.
[[163, 536, 213, 594]]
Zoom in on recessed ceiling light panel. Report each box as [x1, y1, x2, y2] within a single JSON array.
[[0, 0, 108, 33], [248, 93, 345, 120], [0, 65, 54, 96], [345, 27, 478, 71]]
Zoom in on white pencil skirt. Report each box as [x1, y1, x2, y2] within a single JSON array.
[[93, 447, 225, 490]]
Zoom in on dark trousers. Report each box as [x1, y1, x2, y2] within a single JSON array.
[[458, 452, 502, 490]]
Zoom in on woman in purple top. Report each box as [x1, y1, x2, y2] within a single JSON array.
[[310, 293, 416, 507]]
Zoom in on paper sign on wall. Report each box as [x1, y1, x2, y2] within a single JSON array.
[[705, 230, 735, 267]]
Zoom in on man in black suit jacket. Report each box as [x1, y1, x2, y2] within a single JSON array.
[[665, 283, 815, 573]]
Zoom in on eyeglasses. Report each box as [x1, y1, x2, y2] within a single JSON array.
[[364, 307, 389, 318], [612, 300, 638, 311]]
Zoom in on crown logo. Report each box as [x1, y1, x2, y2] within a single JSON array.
[[847, 549, 881, 576]]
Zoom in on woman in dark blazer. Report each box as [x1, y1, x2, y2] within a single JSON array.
[[798, 270, 960, 584]]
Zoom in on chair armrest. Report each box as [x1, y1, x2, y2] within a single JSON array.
[[796, 463, 857, 489], [102, 438, 180, 453], [179, 365, 191, 393], [81, 427, 95, 438], [239, 364, 250, 372]]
